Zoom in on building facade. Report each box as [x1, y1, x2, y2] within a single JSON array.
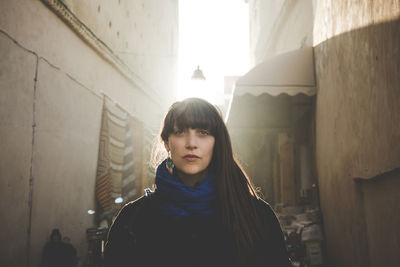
[[0, 0, 178, 266], [244, 0, 400, 266]]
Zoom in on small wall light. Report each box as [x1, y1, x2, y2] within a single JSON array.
[[191, 66, 206, 80]]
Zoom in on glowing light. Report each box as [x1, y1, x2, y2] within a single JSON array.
[[114, 197, 123, 204], [178, 0, 249, 104], [88, 210, 95, 215]]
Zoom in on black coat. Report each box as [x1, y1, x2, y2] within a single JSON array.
[[104, 193, 291, 267]]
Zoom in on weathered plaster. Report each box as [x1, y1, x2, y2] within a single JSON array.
[[314, 1, 400, 266], [28, 59, 103, 266], [0, 0, 179, 266], [0, 31, 37, 267], [0, 0, 177, 128]]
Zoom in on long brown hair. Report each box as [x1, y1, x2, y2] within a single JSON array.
[[159, 98, 267, 258]]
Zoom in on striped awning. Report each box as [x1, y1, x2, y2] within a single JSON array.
[[234, 47, 316, 97]]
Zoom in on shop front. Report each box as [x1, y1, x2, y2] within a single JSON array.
[[227, 47, 324, 266]]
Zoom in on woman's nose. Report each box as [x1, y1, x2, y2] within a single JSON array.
[[185, 132, 198, 149]]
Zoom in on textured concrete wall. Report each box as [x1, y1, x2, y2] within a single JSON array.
[[0, 0, 177, 128], [0, 32, 37, 267], [61, 0, 179, 106], [0, 0, 178, 266], [0, 29, 102, 266], [361, 172, 400, 267], [28, 60, 103, 266], [314, 1, 400, 266]]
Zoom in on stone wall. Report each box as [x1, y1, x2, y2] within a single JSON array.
[[0, 0, 178, 266], [0, 32, 37, 267], [313, 1, 400, 266]]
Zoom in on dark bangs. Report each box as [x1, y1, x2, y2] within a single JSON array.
[[161, 98, 221, 142]]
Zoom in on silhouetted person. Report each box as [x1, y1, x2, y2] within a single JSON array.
[[62, 236, 78, 267], [42, 229, 77, 267]]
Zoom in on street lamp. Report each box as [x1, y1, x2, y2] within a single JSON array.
[[191, 66, 206, 80], [187, 65, 216, 103]]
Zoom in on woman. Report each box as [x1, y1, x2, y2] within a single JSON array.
[[104, 98, 291, 267]]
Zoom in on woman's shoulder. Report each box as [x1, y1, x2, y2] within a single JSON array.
[[255, 197, 273, 212], [112, 194, 154, 224], [254, 197, 281, 222], [120, 195, 148, 212]]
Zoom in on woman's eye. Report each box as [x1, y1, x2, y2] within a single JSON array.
[[174, 129, 183, 135], [199, 129, 210, 135]]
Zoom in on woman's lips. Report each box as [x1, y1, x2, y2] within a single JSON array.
[[183, 155, 200, 162]]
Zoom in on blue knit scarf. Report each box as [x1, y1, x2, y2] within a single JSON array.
[[155, 159, 216, 218]]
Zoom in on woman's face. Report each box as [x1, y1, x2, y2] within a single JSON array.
[[164, 126, 215, 185]]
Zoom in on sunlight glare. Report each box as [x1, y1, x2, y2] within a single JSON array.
[[178, 0, 249, 105]]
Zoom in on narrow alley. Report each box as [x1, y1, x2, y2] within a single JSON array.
[[0, 1, 399, 267]]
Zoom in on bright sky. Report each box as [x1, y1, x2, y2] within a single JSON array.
[[177, 0, 249, 105]]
